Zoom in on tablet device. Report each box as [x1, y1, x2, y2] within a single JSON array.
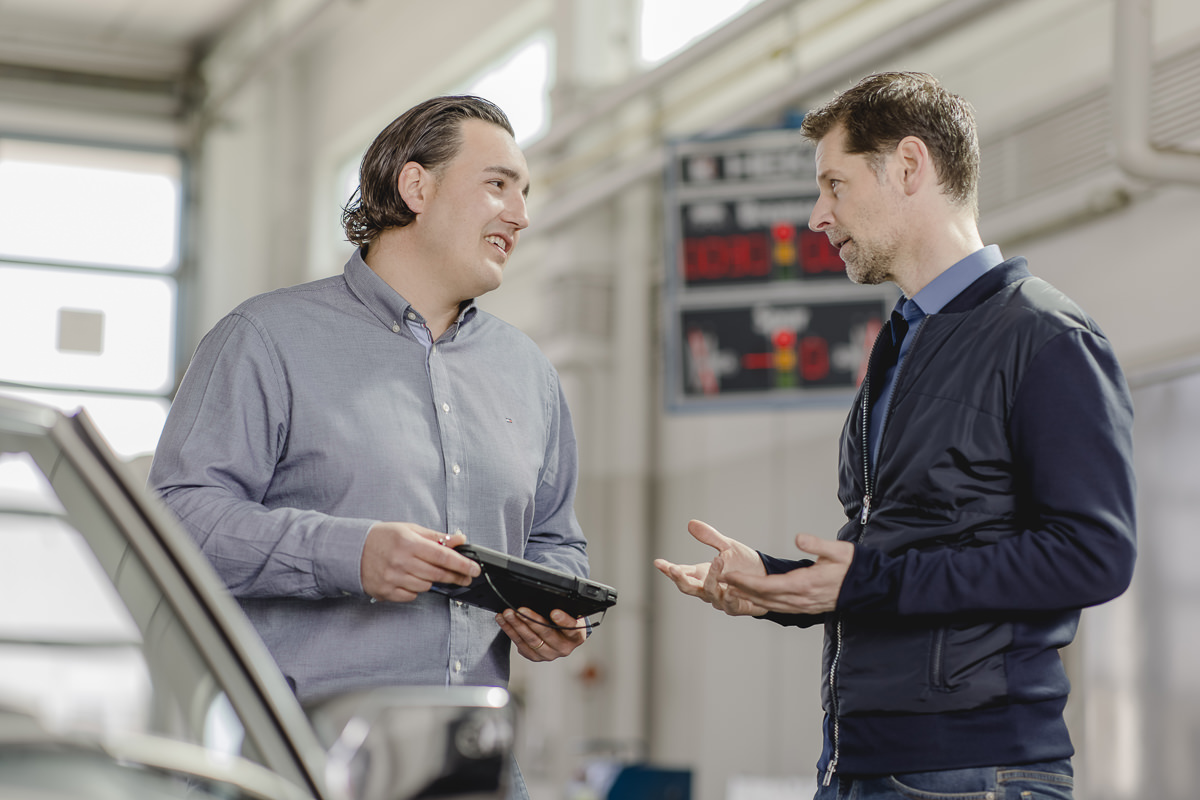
[[433, 543, 617, 620]]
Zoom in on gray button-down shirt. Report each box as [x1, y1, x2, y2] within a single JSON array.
[[149, 248, 588, 701]]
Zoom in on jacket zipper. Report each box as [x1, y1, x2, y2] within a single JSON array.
[[825, 315, 925, 787], [823, 616, 844, 786]]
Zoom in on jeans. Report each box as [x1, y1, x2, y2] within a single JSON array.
[[813, 760, 1074, 800]]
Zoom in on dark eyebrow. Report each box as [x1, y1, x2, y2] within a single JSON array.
[[486, 165, 531, 198]]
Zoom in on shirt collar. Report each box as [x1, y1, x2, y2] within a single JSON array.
[[344, 246, 478, 334], [908, 244, 1004, 316]]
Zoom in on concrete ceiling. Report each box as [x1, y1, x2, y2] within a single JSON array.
[[0, 0, 256, 82]]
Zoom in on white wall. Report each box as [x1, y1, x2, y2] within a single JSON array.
[[1014, 186, 1200, 371]]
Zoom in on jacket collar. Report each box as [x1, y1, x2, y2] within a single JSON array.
[[939, 257, 1030, 315]]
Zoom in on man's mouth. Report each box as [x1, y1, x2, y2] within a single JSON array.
[[485, 234, 510, 254]]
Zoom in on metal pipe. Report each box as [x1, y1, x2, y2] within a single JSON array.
[[1113, 0, 1200, 184], [709, 0, 1020, 136], [532, 0, 1022, 233]]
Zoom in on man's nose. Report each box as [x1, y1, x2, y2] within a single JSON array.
[[506, 193, 530, 231], [809, 195, 832, 232]]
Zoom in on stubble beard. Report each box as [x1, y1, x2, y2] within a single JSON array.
[[840, 236, 897, 288]]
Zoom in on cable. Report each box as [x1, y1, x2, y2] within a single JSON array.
[[480, 566, 604, 631]]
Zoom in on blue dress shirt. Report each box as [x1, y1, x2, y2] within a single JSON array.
[[149, 248, 589, 701]]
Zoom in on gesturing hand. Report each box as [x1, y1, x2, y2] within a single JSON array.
[[361, 523, 480, 603], [653, 519, 768, 617], [722, 534, 853, 615]]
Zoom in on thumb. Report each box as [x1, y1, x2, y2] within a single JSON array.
[[795, 533, 844, 561], [688, 519, 732, 552]]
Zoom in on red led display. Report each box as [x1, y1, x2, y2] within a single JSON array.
[[683, 232, 772, 282]]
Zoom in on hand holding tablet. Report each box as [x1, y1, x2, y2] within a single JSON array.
[[432, 543, 618, 623]]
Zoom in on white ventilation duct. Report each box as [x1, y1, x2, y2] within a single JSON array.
[[1113, 0, 1200, 184]]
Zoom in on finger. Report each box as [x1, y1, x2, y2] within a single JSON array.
[[672, 566, 709, 598], [546, 610, 587, 645], [515, 606, 553, 630], [422, 540, 481, 581], [723, 572, 801, 612], [687, 519, 732, 552], [398, 553, 477, 588], [549, 608, 585, 631], [499, 609, 555, 657], [406, 524, 450, 542], [723, 569, 776, 598], [539, 611, 586, 657], [410, 526, 469, 563], [701, 554, 723, 597], [442, 530, 468, 548], [658, 560, 697, 583], [794, 534, 850, 563]]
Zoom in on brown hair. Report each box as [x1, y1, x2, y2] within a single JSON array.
[[341, 95, 515, 246], [800, 72, 979, 214]]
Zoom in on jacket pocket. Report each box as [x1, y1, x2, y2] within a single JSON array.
[[929, 626, 951, 691]]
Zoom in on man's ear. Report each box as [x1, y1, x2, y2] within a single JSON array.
[[894, 136, 931, 197], [397, 161, 432, 214]]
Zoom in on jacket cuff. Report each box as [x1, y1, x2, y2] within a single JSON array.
[[756, 551, 824, 627], [759, 551, 814, 575], [836, 543, 903, 615]]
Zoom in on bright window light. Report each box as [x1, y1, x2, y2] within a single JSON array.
[[0, 264, 175, 395], [339, 155, 361, 208], [465, 33, 553, 144], [0, 388, 169, 460], [0, 138, 181, 455], [639, 0, 762, 65], [0, 140, 180, 271]]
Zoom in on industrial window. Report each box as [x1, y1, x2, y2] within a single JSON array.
[[639, 0, 763, 65], [464, 32, 554, 145], [0, 137, 182, 460]]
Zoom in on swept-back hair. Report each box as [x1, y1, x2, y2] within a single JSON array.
[[341, 95, 515, 246]]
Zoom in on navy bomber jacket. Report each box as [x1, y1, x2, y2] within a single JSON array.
[[763, 258, 1137, 778]]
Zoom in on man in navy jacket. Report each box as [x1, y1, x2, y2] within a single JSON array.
[[654, 72, 1136, 800]]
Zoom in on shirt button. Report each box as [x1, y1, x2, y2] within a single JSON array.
[[454, 660, 462, 673], [391, 323, 400, 333], [406, 311, 417, 320], [442, 402, 450, 413], [454, 529, 462, 537], [452, 463, 461, 475]]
